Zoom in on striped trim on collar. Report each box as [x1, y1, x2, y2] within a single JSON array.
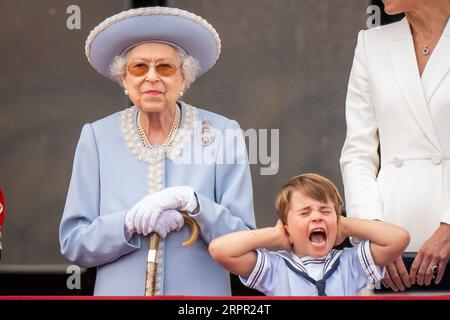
[[275, 251, 307, 274], [277, 249, 342, 296], [301, 259, 326, 265], [274, 249, 342, 277]]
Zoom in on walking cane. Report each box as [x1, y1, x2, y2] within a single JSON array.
[[0, 188, 5, 261], [144, 212, 200, 296]]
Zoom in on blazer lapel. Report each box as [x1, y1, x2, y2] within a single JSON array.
[[389, 18, 441, 152], [421, 18, 450, 104]]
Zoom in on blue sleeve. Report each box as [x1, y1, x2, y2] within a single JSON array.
[[239, 249, 280, 295], [59, 124, 140, 268], [194, 119, 256, 243], [343, 240, 385, 291]]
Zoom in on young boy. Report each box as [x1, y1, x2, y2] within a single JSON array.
[[209, 173, 410, 296]]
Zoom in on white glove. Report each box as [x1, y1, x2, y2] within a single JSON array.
[[152, 210, 184, 238], [125, 186, 198, 235]]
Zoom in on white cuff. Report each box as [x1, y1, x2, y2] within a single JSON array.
[[442, 206, 450, 225], [186, 192, 201, 217]]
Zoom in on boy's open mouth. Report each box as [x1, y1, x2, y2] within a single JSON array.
[[309, 228, 327, 247]]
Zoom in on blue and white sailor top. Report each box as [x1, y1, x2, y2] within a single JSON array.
[[240, 240, 384, 296]]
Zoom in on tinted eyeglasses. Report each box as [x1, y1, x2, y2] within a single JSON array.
[[127, 61, 179, 77]]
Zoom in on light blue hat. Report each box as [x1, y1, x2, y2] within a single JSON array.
[[85, 7, 221, 81]]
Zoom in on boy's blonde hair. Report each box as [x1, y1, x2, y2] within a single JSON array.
[[276, 173, 343, 223]]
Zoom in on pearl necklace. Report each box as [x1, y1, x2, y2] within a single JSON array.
[[137, 105, 181, 149]]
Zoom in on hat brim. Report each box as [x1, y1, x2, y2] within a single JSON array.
[[86, 7, 221, 81]]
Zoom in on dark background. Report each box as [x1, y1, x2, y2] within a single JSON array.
[[0, 0, 403, 295]]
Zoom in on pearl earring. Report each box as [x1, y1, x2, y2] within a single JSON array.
[[124, 89, 129, 96], [179, 91, 184, 97]]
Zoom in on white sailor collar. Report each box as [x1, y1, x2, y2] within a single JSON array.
[[274, 249, 343, 276]]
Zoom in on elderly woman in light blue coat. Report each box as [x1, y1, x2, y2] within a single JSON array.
[[59, 7, 255, 296]]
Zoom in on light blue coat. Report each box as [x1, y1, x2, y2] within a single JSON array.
[[59, 102, 256, 295]]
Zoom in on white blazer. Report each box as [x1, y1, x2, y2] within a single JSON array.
[[340, 18, 450, 251]]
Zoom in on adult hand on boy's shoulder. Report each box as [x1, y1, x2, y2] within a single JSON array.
[[274, 220, 292, 251]]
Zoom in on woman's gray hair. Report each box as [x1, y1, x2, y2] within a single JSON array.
[[109, 45, 201, 90]]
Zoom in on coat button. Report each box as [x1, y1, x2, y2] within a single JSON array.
[[432, 153, 442, 165], [393, 157, 403, 167]]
